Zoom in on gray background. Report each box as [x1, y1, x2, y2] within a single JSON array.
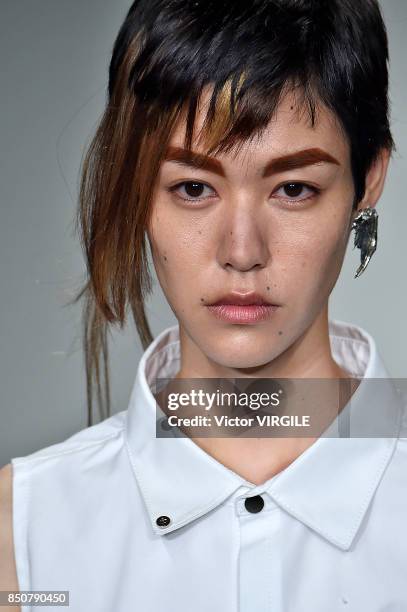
[[1, 1, 406, 467]]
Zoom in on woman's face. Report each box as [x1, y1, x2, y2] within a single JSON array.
[[147, 88, 357, 373]]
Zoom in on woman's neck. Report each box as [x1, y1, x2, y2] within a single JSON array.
[[156, 308, 358, 485]]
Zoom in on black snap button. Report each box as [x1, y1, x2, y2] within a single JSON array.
[[244, 495, 264, 513], [156, 515, 171, 527]]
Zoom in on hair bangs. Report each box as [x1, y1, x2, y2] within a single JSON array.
[[178, 71, 322, 161]]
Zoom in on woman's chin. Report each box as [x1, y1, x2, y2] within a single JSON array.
[[201, 340, 281, 372]]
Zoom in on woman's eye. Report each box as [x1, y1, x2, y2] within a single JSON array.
[[272, 182, 320, 202], [168, 181, 216, 202], [168, 180, 320, 204]]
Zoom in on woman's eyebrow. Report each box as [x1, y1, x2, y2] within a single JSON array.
[[163, 146, 341, 177]]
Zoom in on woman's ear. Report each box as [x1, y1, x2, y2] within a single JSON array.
[[359, 147, 391, 209]]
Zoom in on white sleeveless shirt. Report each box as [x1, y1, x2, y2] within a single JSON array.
[[11, 319, 407, 612]]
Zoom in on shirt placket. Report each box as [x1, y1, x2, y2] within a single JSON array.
[[235, 490, 283, 612]]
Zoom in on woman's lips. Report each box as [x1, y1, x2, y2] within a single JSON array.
[[206, 303, 279, 324]]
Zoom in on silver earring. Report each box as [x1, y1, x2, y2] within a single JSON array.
[[351, 206, 378, 278]]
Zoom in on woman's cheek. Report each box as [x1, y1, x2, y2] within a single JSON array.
[[275, 230, 341, 300]]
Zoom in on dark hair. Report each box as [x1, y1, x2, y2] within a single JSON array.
[[72, 0, 395, 425]]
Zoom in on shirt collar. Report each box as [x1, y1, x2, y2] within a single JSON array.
[[125, 319, 404, 549]]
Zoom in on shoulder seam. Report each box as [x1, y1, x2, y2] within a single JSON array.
[[12, 427, 125, 466], [330, 334, 368, 345]]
